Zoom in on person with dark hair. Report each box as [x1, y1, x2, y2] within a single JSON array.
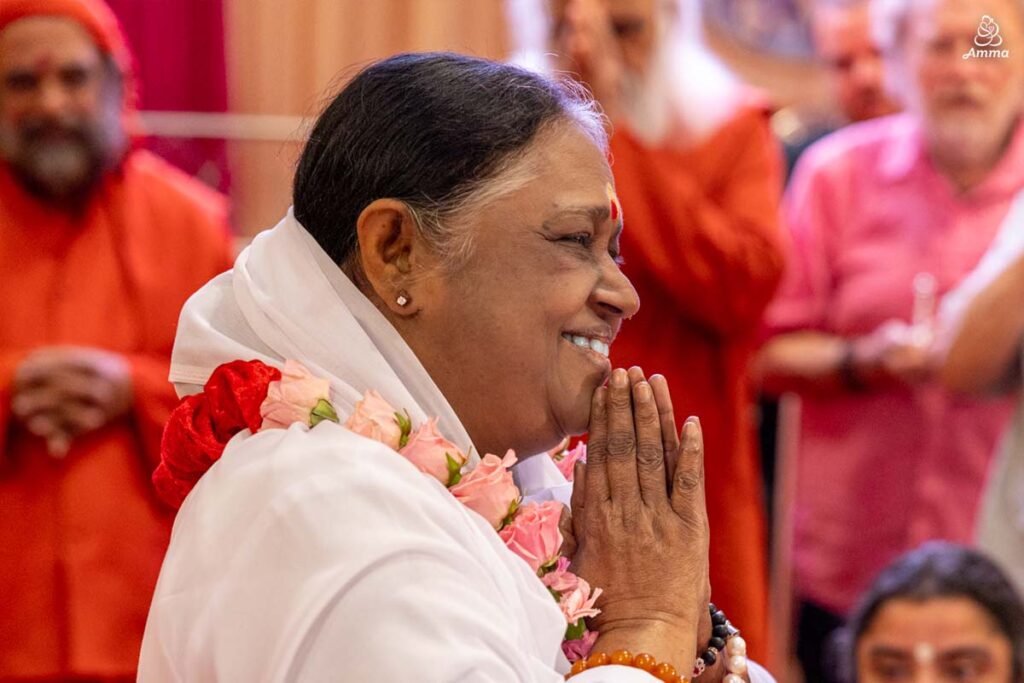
[[139, 52, 775, 681], [0, 0, 233, 679], [509, 0, 786, 654], [837, 542, 1024, 682]]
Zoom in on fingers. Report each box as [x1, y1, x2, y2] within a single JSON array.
[[650, 374, 679, 484], [559, 505, 577, 558], [604, 368, 640, 504], [670, 417, 708, 541], [633, 377, 668, 506], [584, 386, 611, 502], [571, 459, 586, 513]]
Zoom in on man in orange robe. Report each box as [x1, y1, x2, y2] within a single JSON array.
[[541, 0, 786, 655], [0, 0, 233, 678]]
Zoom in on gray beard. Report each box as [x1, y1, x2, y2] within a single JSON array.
[[0, 119, 122, 209]]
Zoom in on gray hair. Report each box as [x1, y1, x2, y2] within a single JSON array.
[[405, 86, 607, 271]]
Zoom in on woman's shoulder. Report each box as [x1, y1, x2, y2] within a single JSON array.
[[143, 423, 560, 680], [178, 422, 477, 552]]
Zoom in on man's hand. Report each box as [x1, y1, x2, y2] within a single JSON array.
[[851, 320, 939, 388], [11, 346, 133, 457], [552, 0, 625, 119]]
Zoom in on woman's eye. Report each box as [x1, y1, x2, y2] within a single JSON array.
[[561, 233, 592, 248]]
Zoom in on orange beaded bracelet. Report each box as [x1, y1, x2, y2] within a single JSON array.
[[566, 650, 692, 683]]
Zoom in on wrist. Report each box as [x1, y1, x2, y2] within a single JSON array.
[[838, 340, 868, 392], [592, 618, 696, 675]]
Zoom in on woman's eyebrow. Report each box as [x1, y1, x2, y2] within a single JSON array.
[[542, 205, 611, 230]]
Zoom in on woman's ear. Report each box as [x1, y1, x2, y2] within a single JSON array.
[[355, 199, 423, 315]]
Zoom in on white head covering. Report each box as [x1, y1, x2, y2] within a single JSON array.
[[169, 208, 475, 458]]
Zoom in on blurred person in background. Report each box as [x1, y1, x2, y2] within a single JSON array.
[[941, 188, 1024, 598], [813, 0, 900, 125], [756, 0, 1024, 679], [778, 0, 901, 173], [0, 0, 232, 679], [509, 0, 786, 655], [762, 0, 901, 536], [835, 542, 1024, 683]]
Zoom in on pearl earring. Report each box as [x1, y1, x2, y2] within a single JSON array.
[[396, 291, 411, 307]]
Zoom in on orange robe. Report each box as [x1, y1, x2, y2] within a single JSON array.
[[609, 104, 785, 657], [0, 149, 233, 679]]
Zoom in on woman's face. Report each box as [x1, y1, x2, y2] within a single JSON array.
[[857, 596, 1015, 682], [407, 123, 639, 458]]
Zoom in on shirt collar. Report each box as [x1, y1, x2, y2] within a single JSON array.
[[878, 113, 1024, 200]]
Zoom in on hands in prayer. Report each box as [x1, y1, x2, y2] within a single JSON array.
[[570, 366, 738, 679], [11, 346, 133, 457]]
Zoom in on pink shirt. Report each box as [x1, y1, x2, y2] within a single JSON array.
[[767, 113, 1021, 614]]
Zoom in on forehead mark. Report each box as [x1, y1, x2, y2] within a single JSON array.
[[605, 183, 622, 228], [32, 55, 55, 71], [914, 642, 936, 664]]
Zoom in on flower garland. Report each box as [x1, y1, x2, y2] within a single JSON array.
[[153, 359, 600, 661]]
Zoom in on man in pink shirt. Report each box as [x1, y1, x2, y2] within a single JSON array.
[[757, 0, 1024, 680]]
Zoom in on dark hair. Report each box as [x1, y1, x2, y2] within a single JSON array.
[[293, 52, 604, 268], [836, 542, 1024, 682]]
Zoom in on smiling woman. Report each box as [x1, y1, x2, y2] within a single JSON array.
[[139, 52, 773, 682]]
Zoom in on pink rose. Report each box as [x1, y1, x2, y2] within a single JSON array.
[[344, 390, 404, 451], [499, 500, 564, 573], [259, 360, 333, 430], [399, 418, 467, 486], [541, 557, 579, 594], [559, 577, 602, 624], [562, 630, 598, 663], [450, 450, 519, 529], [551, 442, 586, 481]]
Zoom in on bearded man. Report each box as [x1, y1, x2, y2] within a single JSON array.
[[758, 0, 1024, 678], [0, 0, 233, 678]]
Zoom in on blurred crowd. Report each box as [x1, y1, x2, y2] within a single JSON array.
[[1, 0, 1023, 680]]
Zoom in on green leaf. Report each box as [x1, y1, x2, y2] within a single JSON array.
[[499, 498, 521, 530], [310, 399, 339, 426], [564, 619, 587, 641], [396, 410, 412, 448], [445, 453, 463, 487], [539, 557, 559, 574]]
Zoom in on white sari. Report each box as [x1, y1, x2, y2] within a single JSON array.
[[138, 211, 773, 682]]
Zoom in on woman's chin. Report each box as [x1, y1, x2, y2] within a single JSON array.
[[557, 400, 594, 438]]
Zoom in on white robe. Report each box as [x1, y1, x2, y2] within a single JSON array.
[[139, 211, 774, 682]]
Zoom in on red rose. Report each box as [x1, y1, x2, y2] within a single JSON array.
[[153, 359, 281, 508]]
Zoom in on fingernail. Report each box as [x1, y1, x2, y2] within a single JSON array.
[[611, 369, 627, 387], [636, 382, 652, 402]]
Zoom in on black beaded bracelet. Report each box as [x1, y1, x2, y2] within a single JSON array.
[[692, 603, 744, 679]]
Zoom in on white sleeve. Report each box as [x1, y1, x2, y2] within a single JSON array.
[[748, 660, 778, 682], [939, 190, 1024, 333]]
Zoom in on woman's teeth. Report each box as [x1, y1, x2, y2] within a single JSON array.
[[562, 333, 610, 358]]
